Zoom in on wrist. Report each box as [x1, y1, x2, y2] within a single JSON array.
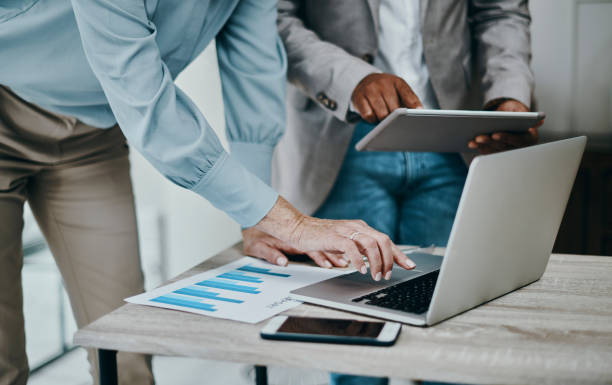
[[484, 97, 512, 111], [254, 196, 305, 243]]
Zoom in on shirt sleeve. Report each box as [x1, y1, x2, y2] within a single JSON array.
[[216, 0, 287, 186], [70, 0, 279, 227]]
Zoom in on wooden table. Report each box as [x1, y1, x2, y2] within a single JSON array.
[[74, 245, 612, 385]]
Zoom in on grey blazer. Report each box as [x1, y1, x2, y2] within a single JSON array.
[[272, 0, 534, 215]]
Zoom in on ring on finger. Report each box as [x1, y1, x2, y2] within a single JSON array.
[[349, 231, 361, 241]]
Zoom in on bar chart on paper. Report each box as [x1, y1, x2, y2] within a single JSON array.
[[126, 257, 349, 323], [150, 265, 290, 312]]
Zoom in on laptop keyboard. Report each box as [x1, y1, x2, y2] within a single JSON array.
[[351, 270, 440, 314]]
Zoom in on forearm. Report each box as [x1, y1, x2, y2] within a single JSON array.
[[218, 0, 287, 185], [71, 0, 278, 227], [278, 0, 379, 121], [470, 0, 534, 108]]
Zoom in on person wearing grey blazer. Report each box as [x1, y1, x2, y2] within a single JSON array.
[[271, 0, 536, 217], [243, 1, 537, 384], [242, 0, 539, 270]]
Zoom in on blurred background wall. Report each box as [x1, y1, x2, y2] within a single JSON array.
[[530, 0, 612, 255], [531, 0, 611, 146]]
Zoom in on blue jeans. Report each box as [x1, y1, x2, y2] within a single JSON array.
[[316, 122, 467, 385]]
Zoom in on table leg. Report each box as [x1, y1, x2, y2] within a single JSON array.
[[254, 365, 268, 385], [98, 349, 118, 385]]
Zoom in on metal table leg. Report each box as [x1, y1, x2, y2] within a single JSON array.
[[99, 349, 118, 385], [254, 365, 268, 385], [99, 349, 263, 385]]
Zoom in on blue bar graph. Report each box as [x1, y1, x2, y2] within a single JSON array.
[[196, 279, 261, 294], [217, 271, 263, 283], [174, 286, 244, 303], [152, 294, 216, 312], [237, 265, 291, 277]]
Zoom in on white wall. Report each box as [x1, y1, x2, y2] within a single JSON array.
[[530, 0, 576, 140], [530, 0, 612, 145]]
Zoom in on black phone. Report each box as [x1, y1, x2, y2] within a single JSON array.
[[260, 316, 401, 346]]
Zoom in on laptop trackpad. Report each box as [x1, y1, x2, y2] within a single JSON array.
[[292, 253, 442, 300]]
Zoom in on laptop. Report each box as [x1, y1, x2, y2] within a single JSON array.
[[291, 137, 586, 326]]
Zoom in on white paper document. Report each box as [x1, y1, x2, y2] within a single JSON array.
[[125, 257, 350, 323]]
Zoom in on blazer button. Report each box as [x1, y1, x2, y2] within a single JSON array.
[[361, 53, 374, 64], [316, 92, 336, 111]]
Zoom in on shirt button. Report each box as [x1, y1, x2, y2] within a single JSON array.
[[361, 54, 374, 64]]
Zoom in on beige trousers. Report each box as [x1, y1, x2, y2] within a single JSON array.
[[0, 86, 154, 385]]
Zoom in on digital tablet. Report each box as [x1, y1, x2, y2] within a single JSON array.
[[354, 108, 545, 153]]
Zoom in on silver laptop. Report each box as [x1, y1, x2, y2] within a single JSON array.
[[291, 137, 586, 326]]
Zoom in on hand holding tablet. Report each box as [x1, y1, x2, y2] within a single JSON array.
[[469, 99, 542, 154], [355, 108, 545, 153]]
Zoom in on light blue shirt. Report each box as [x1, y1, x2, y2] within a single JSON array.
[[0, 0, 287, 227]]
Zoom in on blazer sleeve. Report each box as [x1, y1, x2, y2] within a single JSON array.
[[469, 0, 535, 108], [277, 0, 380, 121]]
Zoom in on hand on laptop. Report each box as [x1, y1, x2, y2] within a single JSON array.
[[242, 227, 350, 268], [351, 73, 424, 123], [468, 99, 542, 154], [246, 197, 416, 281]]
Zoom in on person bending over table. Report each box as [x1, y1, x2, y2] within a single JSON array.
[[242, 1, 540, 385], [0, 1, 415, 384]]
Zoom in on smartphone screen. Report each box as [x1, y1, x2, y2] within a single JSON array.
[[277, 316, 384, 337]]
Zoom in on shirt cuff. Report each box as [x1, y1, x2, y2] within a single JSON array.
[[191, 151, 279, 228], [229, 141, 274, 185]]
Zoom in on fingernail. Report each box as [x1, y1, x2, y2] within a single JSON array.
[[492, 133, 501, 140], [340, 258, 348, 267], [385, 271, 392, 280], [416, 106, 424, 109], [324, 260, 332, 268], [360, 265, 368, 274], [277, 256, 288, 266], [374, 272, 381, 281], [406, 258, 416, 268]]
